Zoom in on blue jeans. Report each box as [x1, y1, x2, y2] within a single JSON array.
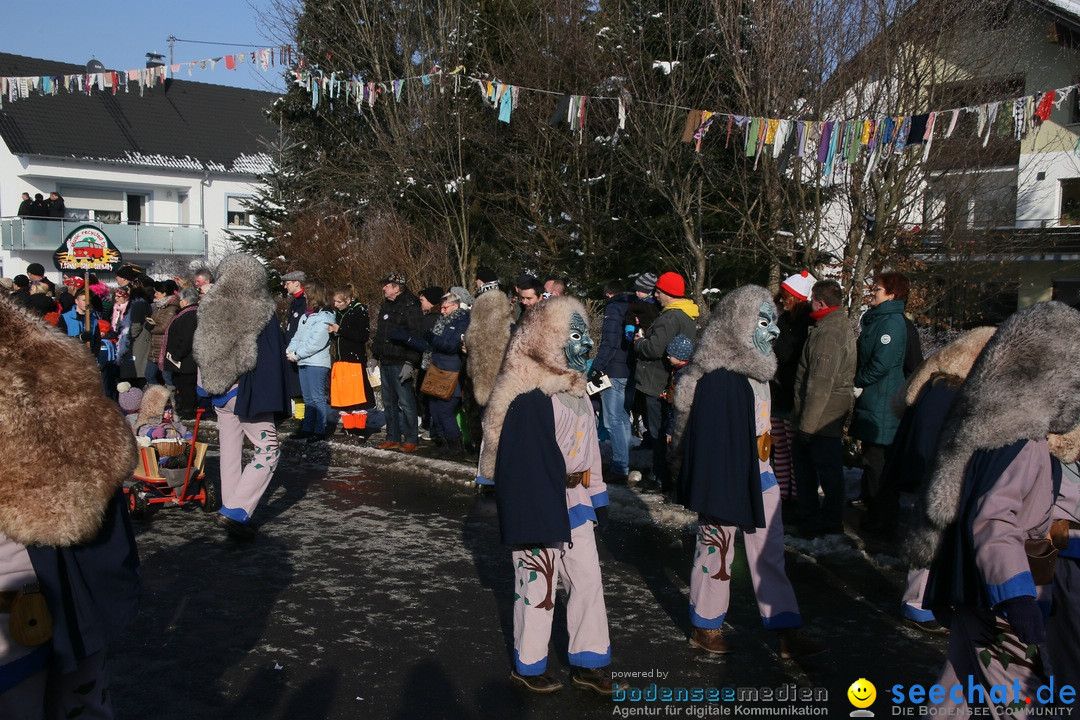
[[601, 377, 632, 475], [145, 359, 162, 385], [381, 364, 419, 443], [429, 395, 462, 440], [299, 365, 331, 436]]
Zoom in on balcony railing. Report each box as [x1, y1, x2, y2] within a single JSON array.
[[1, 217, 206, 255]]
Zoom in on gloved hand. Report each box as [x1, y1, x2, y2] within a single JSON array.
[[853, 387, 864, 399], [286, 350, 299, 363], [624, 324, 636, 342], [588, 368, 603, 385], [594, 506, 609, 533], [387, 326, 410, 342], [996, 596, 1045, 645], [367, 358, 379, 372], [399, 363, 414, 382], [79, 331, 93, 342]]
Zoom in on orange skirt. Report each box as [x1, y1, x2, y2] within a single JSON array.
[[330, 362, 368, 407]]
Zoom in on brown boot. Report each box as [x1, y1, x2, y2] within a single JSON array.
[[688, 627, 731, 654], [778, 629, 827, 659], [510, 670, 563, 693], [571, 667, 614, 696]]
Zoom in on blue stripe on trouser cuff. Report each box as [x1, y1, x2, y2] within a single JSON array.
[[569, 647, 611, 668], [514, 648, 547, 675], [986, 570, 1036, 608], [761, 611, 802, 630], [690, 604, 726, 630], [219, 506, 251, 523], [901, 603, 936, 622], [475, 475, 494, 486], [759, 471, 778, 492], [568, 503, 597, 529], [0, 645, 50, 694]]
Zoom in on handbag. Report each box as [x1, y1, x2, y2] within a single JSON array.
[[421, 365, 458, 400]]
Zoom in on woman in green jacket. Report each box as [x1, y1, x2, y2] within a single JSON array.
[[851, 272, 909, 525]]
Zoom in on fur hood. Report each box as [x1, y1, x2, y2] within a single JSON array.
[[893, 326, 995, 416], [193, 253, 275, 394], [671, 285, 777, 448], [478, 296, 589, 479], [0, 299, 137, 546], [1049, 423, 1080, 463], [464, 289, 513, 407], [909, 302, 1080, 567], [134, 384, 175, 428]]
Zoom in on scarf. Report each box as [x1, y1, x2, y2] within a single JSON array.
[[663, 297, 701, 320]]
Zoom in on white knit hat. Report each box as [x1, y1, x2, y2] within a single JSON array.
[[780, 270, 816, 301]]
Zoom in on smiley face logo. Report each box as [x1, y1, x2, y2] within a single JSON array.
[[847, 678, 876, 709]]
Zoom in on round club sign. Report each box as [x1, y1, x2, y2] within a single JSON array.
[[54, 224, 123, 272]]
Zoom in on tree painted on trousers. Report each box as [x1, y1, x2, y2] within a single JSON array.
[[697, 525, 732, 581], [515, 547, 557, 611]]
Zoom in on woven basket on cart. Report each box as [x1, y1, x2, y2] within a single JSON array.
[[152, 440, 187, 458]]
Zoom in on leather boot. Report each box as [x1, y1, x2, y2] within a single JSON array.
[[689, 627, 730, 654], [571, 667, 614, 696], [778, 629, 827, 659], [510, 670, 563, 693]]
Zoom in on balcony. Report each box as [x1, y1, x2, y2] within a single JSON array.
[[1, 217, 205, 255]]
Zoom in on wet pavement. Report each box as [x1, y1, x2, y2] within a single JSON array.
[[109, 440, 948, 719]]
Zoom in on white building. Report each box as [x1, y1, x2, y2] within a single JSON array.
[[0, 52, 277, 282]]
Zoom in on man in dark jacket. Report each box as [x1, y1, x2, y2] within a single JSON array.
[[46, 192, 66, 219], [791, 280, 856, 536], [591, 281, 635, 482], [634, 271, 699, 491], [17, 192, 33, 217], [371, 272, 424, 452], [281, 270, 306, 398], [163, 288, 200, 417]]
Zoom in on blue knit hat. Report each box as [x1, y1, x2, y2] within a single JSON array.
[[666, 333, 693, 362]]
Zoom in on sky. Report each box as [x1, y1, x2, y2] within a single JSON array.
[[1, 0, 291, 94]]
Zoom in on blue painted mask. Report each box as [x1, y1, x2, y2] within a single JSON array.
[[752, 302, 780, 356], [565, 312, 593, 371]]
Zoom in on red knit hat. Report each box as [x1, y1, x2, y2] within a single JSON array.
[[780, 270, 815, 301], [655, 272, 686, 298]]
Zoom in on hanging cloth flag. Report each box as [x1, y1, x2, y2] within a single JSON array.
[[764, 119, 778, 145], [393, 79, 404, 102], [944, 109, 960, 138], [773, 119, 789, 158], [983, 101, 1001, 147], [1034, 90, 1055, 123], [795, 121, 807, 157], [498, 84, 514, 123], [817, 121, 833, 163], [1013, 97, 1027, 140], [846, 121, 862, 164], [549, 94, 571, 126], [694, 111, 715, 152], [921, 112, 937, 162], [906, 114, 929, 145], [725, 115, 735, 147], [861, 119, 872, 145], [893, 116, 910, 153], [746, 117, 762, 157], [260, 50, 269, 70], [225, 55, 236, 71], [682, 110, 703, 142]]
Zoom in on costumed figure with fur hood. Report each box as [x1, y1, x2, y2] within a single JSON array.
[[0, 299, 140, 718], [478, 296, 614, 696], [132, 384, 192, 442], [193, 254, 291, 541], [464, 282, 513, 489], [671, 285, 823, 659], [883, 327, 995, 634], [912, 302, 1080, 718]]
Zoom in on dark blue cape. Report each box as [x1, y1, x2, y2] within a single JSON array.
[[676, 368, 765, 529], [26, 490, 141, 674], [883, 378, 958, 493], [236, 317, 293, 421], [925, 440, 1060, 611], [494, 389, 570, 545]]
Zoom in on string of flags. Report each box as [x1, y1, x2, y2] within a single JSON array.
[[0, 45, 295, 105], [6, 46, 1080, 172], [289, 62, 1080, 172]]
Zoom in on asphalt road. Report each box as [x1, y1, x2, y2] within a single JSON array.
[[108, 440, 948, 719]]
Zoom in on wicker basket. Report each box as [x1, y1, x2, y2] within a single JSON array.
[[152, 440, 187, 458]]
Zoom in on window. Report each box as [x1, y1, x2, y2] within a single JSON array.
[[227, 197, 253, 228], [1061, 178, 1080, 226]]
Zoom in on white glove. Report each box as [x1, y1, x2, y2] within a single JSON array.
[[853, 387, 863, 399], [286, 350, 299, 363], [399, 363, 414, 382]]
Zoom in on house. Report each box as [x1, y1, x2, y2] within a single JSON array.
[[0, 51, 278, 282]]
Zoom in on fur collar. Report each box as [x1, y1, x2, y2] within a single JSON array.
[[909, 302, 1080, 567], [479, 296, 589, 479], [464, 290, 513, 407], [0, 299, 137, 546], [193, 254, 275, 394], [671, 285, 777, 449]]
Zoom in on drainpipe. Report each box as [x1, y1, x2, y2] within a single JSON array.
[[200, 168, 210, 259]]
